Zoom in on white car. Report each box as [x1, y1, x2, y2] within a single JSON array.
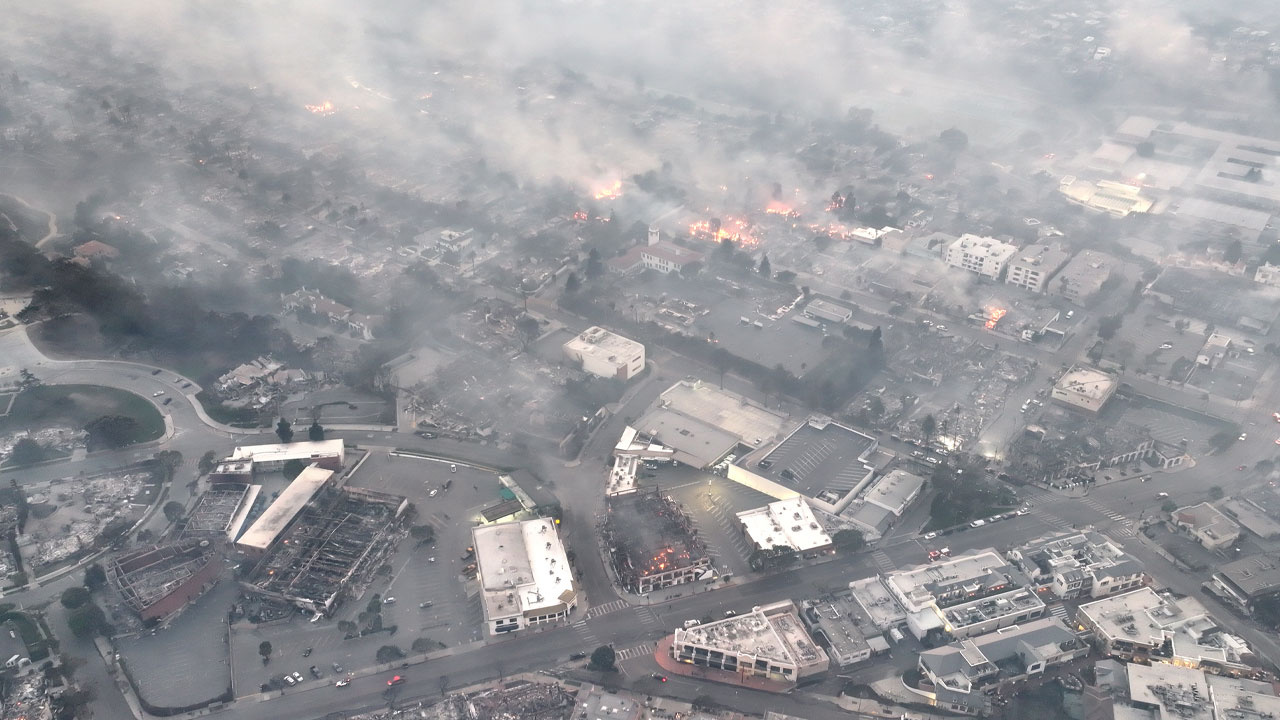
[[383, 596, 396, 605], [283, 675, 297, 687], [335, 679, 350, 688], [428, 488, 438, 497], [970, 519, 986, 528], [152, 391, 165, 397], [1016, 508, 1030, 516], [923, 531, 938, 540], [683, 619, 702, 629]]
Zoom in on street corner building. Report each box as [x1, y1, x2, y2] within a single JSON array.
[[473, 517, 578, 635], [671, 600, 829, 688]]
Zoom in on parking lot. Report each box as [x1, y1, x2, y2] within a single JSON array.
[[117, 581, 237, 707], [655, 469, 778, 579]]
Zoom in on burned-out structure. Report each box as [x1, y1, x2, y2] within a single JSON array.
[[109, 539, 224, 622], [600, 487, 710, 594], [177, 483, 257, 542], [241, 485, 408, 614]]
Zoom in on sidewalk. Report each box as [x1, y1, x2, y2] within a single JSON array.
[[652, 636, 794, 694]]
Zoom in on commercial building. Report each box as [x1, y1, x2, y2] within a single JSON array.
[[639, 228, 703, 275], [671, 600, 829, 684], [235, 466, 336, 558], [473, 518, 578, 635], [1077, 588, 1256, 675], [602, 488, 711, 594], [1123, 662, 1280, 720], [1147, 267, 1280, 334], [859, 469, 924, 517], [243, 486, 407, 614], [746, 418, 878, 513], [1197, 333, 1233, 368], [1005, 244, 1071, 293], [1051, 365, 1118, 413], [178, 483, 258, 542], [109, 540, 224, 622], [1171, 502, 1240, 551], [1059, 177, 1154, 216], [562, 326, 646, 381], [1212, 554, 1280, 612], [228, 439, 345, 473], [1051, 249, 1116, 306], [881, 549, 1045, 641], [799, 594, 882, 666], [633, 380, 790, 469], [1221, 498, 1280, 540], [919, 618, 1089, 715], [736, 497, 832, 555], [802, 299, 854, 324], [1009, 531, 1146, 600], [943, 234, 1017, 280]]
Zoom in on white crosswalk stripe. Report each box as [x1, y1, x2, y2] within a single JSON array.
[[584, 599, 630, 620], [1048, 604, 1071, 621], [1032, 509, 1069, 530], [871, 549, 895, 573], [636, 607, 658, 626], [613, 644, 655, 662], [572, 620, 598, 645]]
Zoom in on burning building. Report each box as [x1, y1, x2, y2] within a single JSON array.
[[601, 488, 711, 594]]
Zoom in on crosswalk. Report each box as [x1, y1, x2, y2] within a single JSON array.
[[636, 606, 658, 628], [583, 599, 630, 620], [572, 619, 599, 647], [613, 644, 655, 662], [1048, 604, 1072, 622], [1081, 498, 1135, 536], [1031, 508, 1070, 531], [871, 549, 895, 573]]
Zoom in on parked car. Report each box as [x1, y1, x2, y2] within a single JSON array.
[[923, 531, 937, 540], [150, 369, 162, 375], [569, 652, 588, 661], [283, 675, 297, 687], [383, 597, 396, 605], [302, 648, 312, 657], [387, 675, 406, 687], [335, 679, 350, 688], [163, 397, 173, 405], [291, 672, 304, 684], [970, 519, 986, 528], [683, 619, 702, 629]]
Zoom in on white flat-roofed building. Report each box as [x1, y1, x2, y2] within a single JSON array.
[[882, 549, 1045, 641], [1171, 502, 1240, 551], [1008, 531, 1147, 600], [640, 241, 703, 275], [736, 497, 832, 554], [1052, 249, 1116, 305], [1051, 365, 1117, 413], [672, 600, 829, 683], [229, 439, 345, 473], [860, 469, 924, 517], [235, 466, 335, 557], [473, 518, 578, 635], [563, 326, 646, 381], [1078, 588, 1255, 675], [1256, 262, 1280, 287], [1005, 244, 1071, 293], [803, 299, 854, 324], [944, 234, 1017, 280]]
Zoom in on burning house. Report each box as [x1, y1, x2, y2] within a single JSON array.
[[601, 488, 711, 594]]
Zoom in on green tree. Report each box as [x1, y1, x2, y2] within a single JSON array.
[[308, 421, 325, 442], [154, 450, 183, 480], [197, 450, 218, 475], [1097, 314, 1123, 341], [1209, 486, 1225, 500], [1161, 500, 1178, 513], [832, 528, 866, 553], [258, 641, 273, 664], [84, 415, 141, 450], [60, 586, 91, 610], [588, 645, 617, 672], [67, 603, 108, 638], [375, 645, 404, 663], [162, 501, 185, 524], [564, 271, 580, 294], [83, 563, 107, 591], [758, 253, 771, 277], [921, 414, 937, 444], [283, 458, 306, 481], [8, 438, 46, 466], [18, 368, 41, 390], [411, 637, 436, 653], [275, 418, 294, 443]]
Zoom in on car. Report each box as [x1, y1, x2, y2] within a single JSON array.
[[310, 613, 323, 623], [1239, 433, 1248, 441], [936, 325, 946, 331], [1066, 310, 1074, 319], [332, 663, 343, 673], [1237, 465, 1247, 471], [1273, 412, 1280, 422], [1016, 508, 1030, 516], [310, 665, 321, 678], [151, 391, 164, 397], [779, 468, 795, 480], [756, 459, 773, 469], [387, 675, 405, 687], [383, 597, 396, 605], [335, 679, 350, 688], [150, 368, 162, 375], [428, 488, 438, 497], [651, 673, 668, 682], [928, 550, 941, 561], [291, 672, 304, 684], [450, 464, 457, 473], [723, 610, 738, 617], [925, 457, 940, 465], [939, 547, 951, 556], [283, 675, 297, 687], [302, 647, 312, 657], [1156, 492, 1169, 499], [970, 519, 986, 528], [569, 652, 588, 661], [414, 430, 438, 439], [419, 601, 433, 609], [923, 531, 938, 540], [181, 382, 192, 389], [163, 397, 173, 405], [1275, 437, 1280, 445], [1159, 342, 1174, 350]]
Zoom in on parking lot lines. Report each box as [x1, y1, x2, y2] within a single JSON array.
[[584, 599, 630, 620]]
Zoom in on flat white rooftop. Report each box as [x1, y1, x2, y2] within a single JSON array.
[[231, 439, 345, 465], [236, 466, 334, 552], [736, 497, 831, 552], [473, 518, 576, 620], [563, 326, 644, 362], [1055, 366, 1116, 400]]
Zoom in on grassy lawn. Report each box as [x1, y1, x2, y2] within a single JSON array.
[[0, 384, 164, 444]]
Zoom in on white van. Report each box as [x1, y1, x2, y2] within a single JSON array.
[[683, 619, 701, 629]]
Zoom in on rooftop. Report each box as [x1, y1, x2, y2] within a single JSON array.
[[736, 497, 831, 552], [1011, 530, 1144, 583], [237, 466, 334, 553], [109, 539, 221, 614], [1055, 366, 1118, 401], [1125, 662, 1214, 720], [563, 326, 644, 363], [1215, 554, 1280, 597], [474, 518, 576, 620], [602, 489, 707, 590], [1080, 588, 1253, 669], [230, 438, 345, 465], [861, 469, 924, 516], [1173, 502, 1240, 540], [755, 420, 876, 505], [657, 381, 790, 448], [801, 594, 878, 666], [675, 600, 827, 668], [640, 241, 703, 265]]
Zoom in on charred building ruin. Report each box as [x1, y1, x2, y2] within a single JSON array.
[[601, 487, 710, 594]]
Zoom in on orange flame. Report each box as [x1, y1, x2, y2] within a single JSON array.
[[304, 101, 336, 116], [985, 306, 1007, 329], [765, 201, 799, 218], [593, 180, 623, 200], [572, 211, 588, 221], [689, 217, 758, 248]]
